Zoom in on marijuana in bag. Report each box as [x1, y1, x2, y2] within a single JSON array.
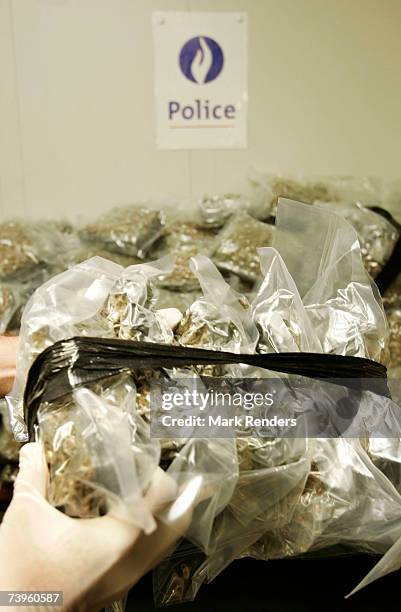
[[198, 194, 249, 229], [80, 205, 165, 258], [156, 220, 216, 291], [212, 213, 274, 283]]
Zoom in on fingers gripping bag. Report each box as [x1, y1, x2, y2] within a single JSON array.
[[31, 371, 166, 612], [38, 384, 157, 532], [4, 255, 181, 538]]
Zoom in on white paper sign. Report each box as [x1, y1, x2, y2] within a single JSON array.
[[153, 11, 248, 150]]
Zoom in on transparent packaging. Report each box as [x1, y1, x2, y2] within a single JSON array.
[[315, 201, 399, 279], [79, 205, 165, 258], [7, 255, 175, 440], [0, 270, 54, 334], [251, 248, 322, 353], [175, 255, 259, 355], [154, 199, 396, 604], [155, 219, 217, 292], [198, 193, 249, 229], [39, 383, 157, 532], [0, 220, 81, 333], [248, 170, 382, 219], [273, 199, 387, 362], [156, 288, 200, 314], [0, 219, 79, 281], [211, 212, 274, 283]]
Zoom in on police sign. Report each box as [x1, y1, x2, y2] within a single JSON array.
[[153, 12, 248, 149]]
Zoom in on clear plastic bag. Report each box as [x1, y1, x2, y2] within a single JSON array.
[[211, 212, 274, 283], [0, 269, 55, 334], [7, 255, 175, 440], [175, 255, 259, 355], [79, 205, 165, 258], [198, 193, 249, 229], [354, 321, 401, 592], [248, 170, 382, 219], [273, 199, 387, 363], [162, 439, 239, 554], [38, 377, 158, 531], [243, 437, 401, 566], [315, 201, 399, 279], [252, 247, 322, 353], [102, 262, 176, 343], [154, 439, 310, 605], [155, 219, 217, 292], [0, 219, 79, 280], [156, 288, 200, 314], [6, 199, 401, 604], [155, 199, 396, 604], [0, 220, 81, 333]]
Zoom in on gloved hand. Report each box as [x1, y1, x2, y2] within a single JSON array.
[[0, 335, 19, 397], [0, 443, 196, 611]]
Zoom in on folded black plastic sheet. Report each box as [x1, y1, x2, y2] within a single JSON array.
[[369, 206, 401, 294], [23, 336, 389, 440]]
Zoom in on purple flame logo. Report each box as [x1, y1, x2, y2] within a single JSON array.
[[179, 36, 224, 84]]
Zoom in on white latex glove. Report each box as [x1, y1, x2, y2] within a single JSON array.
[[0, 443, 195, 611]]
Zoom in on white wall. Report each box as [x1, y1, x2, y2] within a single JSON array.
[[1, 0, 400, 221]]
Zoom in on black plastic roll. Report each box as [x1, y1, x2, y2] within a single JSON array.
[[23, 336, 389, 440]]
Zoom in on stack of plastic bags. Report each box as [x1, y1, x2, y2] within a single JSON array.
[[4, 199, 401, 605], [1, 175, 400, 337], [248, 171, 400, 280], [0, 220, 81, 334]]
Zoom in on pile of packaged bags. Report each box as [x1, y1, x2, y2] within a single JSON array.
[[2, 195, 401, 605]]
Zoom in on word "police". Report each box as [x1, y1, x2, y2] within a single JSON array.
[[169, 99, 236, 120]]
